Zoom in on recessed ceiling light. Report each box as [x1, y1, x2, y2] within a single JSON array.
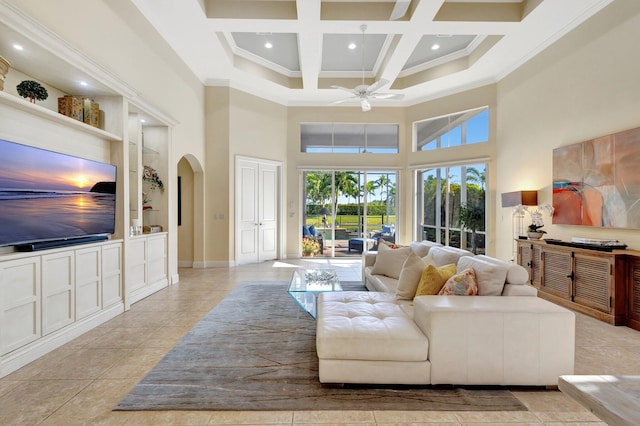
[[79, 81, 88, 86], [348, 42, 357, 50], [13, 44, 23, 51], [265, 42, 273, 49], [431, 43, 440, 50], [140, 119, 146, 123]]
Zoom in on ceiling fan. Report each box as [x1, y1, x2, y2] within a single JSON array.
[[331, 25, 404, 112]]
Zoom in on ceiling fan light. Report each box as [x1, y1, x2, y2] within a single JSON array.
[[361, 98, 371, 112]]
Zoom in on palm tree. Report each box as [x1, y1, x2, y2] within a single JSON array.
[[457, 202, 484, 254], [466, 167, 486, 190]]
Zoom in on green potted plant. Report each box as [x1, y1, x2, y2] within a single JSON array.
[[16, 80, 48, 103], [527, 223, 546, 239], [457, 202, 484, 254]]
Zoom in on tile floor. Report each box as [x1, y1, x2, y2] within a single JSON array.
[[0, 257, 637, 425]]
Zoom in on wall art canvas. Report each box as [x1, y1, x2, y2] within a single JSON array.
[[553, 127, 640, 228]]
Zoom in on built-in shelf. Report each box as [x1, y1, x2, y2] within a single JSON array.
[[0, 91, 122, 142]]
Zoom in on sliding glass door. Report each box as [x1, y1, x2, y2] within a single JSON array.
[[303, 170, 397, 257]]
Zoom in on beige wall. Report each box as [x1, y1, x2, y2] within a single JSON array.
[[203, 88, 287, 264], [495, 0, 640, 260]]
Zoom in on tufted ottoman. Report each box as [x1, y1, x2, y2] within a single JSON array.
[[316, 291, 430, 384]]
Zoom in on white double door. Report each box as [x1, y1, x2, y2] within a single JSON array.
[[236, 157, 280, 265]]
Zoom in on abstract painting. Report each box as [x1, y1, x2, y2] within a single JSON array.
[[553, 126, 640, 228]]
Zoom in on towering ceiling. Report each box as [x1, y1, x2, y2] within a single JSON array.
[[130, 0, 612, 107]]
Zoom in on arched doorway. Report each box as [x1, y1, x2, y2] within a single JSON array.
[[177, 155, 205, 268]]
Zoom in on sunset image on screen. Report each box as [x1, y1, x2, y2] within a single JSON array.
[[0, 139, 117, 247]]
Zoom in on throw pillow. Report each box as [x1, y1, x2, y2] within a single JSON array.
[[409, 241, 432, 258], [415, 263, 457, 296], [370, 242, 411, 279], [396, 252, 434, 300], [309, 225, 317, 236], [429, 246, 473, 267], [457, 256, 508, 296], [302, 225, 311, 237], [438, 268, 478, 296]]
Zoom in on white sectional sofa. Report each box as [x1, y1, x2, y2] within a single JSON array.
[[317, 291, 575, 386], [315, 241, 575, 386]]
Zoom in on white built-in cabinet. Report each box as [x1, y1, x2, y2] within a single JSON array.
[[0, 241, 123, 377], [127, 233, 168, 304], [0, 8, 175, 377]]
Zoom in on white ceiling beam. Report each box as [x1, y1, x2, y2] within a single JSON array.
[[296, 0, 322, 91]]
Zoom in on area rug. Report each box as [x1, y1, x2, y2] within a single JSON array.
[[115, 281, 527, 411]]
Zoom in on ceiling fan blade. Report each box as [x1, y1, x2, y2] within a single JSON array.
[[331, 96, 358, 105], [390, 0, 411, 20], [360, 98, 371, 112], [369, 93, 405, 100], [365, 78, 390, 95], [330, 85, 357, 95]]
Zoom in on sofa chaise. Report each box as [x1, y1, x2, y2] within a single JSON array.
[[315, 240, 576, 386]]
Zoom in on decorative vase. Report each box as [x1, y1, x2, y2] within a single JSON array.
[[527, 232, 544, 240], [0, 56, 10, 91]]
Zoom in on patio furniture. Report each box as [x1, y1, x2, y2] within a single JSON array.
[[348, 237, 375, 253]]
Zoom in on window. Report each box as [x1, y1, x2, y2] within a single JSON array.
[[416, 163, 487, 254], [301, 123, 399, 153], [414, 107, 488, 151]]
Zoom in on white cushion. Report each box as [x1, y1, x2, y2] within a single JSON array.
[[409, 241, 441, 258], [429, 246, 473, 267], [317, 292, 428, 362], [396, 252, 434, 300], [476, 255, 529, 284], [370, 243, 411, 279], [457, 256, 508, 296]]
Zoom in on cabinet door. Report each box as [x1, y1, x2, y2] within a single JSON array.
[[102, 242, 122, 308], [147, 234, 167, 286], [573, 253, 612, 313], [628, 259, 640, 328], [42, 251, 74, 335], [531, 244, 543, 288], [75, 246, 102, 320], [541, 248, 572, 300], [1, 257, 41, 355], [517, 242, 533, 283], [127, 238, 147, 292]]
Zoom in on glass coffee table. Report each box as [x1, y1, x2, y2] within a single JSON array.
[[288, 269, 342, 318]]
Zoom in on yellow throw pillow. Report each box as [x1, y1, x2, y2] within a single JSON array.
[[415, 263, 457, 296]]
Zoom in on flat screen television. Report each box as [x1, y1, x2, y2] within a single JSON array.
[[0, 138, 117, 250]]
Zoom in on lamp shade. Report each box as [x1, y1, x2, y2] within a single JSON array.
[[318, 207, 331, 215], [501, 190, 538, 207]]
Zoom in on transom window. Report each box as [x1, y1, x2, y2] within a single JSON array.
[[301, 123, 399, 153], [414, 107, 488, 151]]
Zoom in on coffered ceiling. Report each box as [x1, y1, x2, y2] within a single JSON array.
[[132, 0, 612, 108]]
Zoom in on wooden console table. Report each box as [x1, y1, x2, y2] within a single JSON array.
[[516, 239, 640, 330], [559, 375, 640, 426]]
